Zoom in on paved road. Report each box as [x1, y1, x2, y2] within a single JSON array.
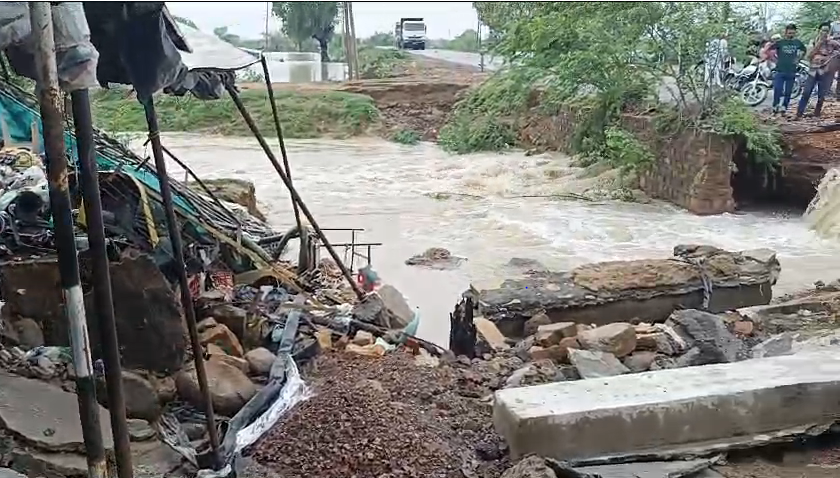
[[406, 48, 502, 71]]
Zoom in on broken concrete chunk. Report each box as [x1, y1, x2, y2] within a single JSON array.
[[665, 310, 740, 364], [475, 317, 511, 350], [244, 347, 276, 376], [353, 330, 374, 346], [751, 332, 794, 359], [635, 332, 676, 355], [352, 285, 414, 330], [0, 468, 26, 478], [576, 323, 636, 357], [210, 304, 248, 339], [529, 340, 576, 363], [535, 322, 577, 347], [568, 349, 629, 379]]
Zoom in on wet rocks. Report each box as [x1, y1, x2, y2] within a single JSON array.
[[405, 247, 465, 269], [175, 360, 257, 417], [245, 347, 276, 376], [353, 285, 414, 330], [568, 349, 629, 379], [665, 309, 741, 365], [576, 323, 636, 357]]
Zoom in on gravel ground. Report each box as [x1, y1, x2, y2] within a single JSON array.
[[250, 351, 510, 478]]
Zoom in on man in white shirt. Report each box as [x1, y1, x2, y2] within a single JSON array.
[[705, 33, 729, 88]]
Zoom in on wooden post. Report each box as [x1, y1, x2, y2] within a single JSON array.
[[347, 2, 360, 80]]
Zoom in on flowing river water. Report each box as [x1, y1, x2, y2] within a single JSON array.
[[135, 134, 840, 346]]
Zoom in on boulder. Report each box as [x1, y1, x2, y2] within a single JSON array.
[[244, 347, 276, 376], [210, 353, 249, 374], [127, 419, 156, 442], [353, 285, 414, 330], [528, 338, 578, 363], [199, 323, 244, 357], [176, 360, 257, 417], [209, 304, 248, 340], [577, 323, 636, 357], [479, 246, 780, 337], [634, 331, 676, 355], [665, 309, 742, 365], [353, 330, 374, 346], [535, 322, 576, 347], [120, 371, 161, 421], [500, 455, 557, 478], [405, 247, 465, 270], [150, 375, 176, 403], [568, 349, 629, 379], [12, 318, 43, 350]]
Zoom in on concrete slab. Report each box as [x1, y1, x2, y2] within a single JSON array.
[[574, 459, 713, 478], [494, 349, 840, 462], [0, 372, 113, 453]]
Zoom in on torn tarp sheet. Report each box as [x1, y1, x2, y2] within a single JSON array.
[[1, 2, 99, 91]]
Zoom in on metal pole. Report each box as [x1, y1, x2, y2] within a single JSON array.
[[71, 89, 134, 478], [260, 56, 302, 234], [224, 84, 366, 299], [141, 98, 221, 467], [28, 4, 106, 478]]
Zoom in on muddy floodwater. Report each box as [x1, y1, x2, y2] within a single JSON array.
[[133, 134, 840, 346]]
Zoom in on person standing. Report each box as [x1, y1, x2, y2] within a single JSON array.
[[830, 16, 840, 96], [704, 32, 729, 88], [796, 22, 840, 119], [770, 24, 806, 116]]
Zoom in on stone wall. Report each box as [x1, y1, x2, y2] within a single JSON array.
[[519, 110, 736, 215]]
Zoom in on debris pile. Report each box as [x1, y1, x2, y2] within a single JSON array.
[[252, 351, 510, 478], [405, 247, 466, 270]]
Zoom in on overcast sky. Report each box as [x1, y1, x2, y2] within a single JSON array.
[[166, 2, 480, 40]]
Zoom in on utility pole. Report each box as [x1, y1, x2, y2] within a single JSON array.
[[347, 2, 359, 80], [477, 19, 484, 72], [28, 3, 106, 478]]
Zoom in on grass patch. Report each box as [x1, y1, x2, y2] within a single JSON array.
[[90, 87, 381, 138], [357, 48, 410, 79], [390, 128, 421, 145]]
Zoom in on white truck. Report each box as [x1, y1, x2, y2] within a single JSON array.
[[395, 17, 426, 50]]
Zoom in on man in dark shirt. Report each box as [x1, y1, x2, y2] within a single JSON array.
[[770, 23, 807, 116]]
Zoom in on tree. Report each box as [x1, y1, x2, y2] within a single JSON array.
[[213, 26, 241, 46], [272, 2, 339, 61], [795, 2, 840, 41], [172, 15, 198, 30]]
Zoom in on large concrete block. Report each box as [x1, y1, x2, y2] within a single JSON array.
[[494, 349, 840, 462]]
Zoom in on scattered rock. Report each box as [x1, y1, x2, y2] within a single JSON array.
[[414, 349, 440, 368], [210, 304, 248, 339], [500, 455, 557, 478], [577, 323, 636, 357], [210, 353, 250, 374], [121, 371, 161, 421], [150, 375, 176, 404], [650, 355, 679, 370], [523, 313, 552, 336], [623, 351, 658, 373], [665, 309, 741, 365], [199, 323, 244, 357], [554, 364, 580, 381], [314, 329, 333, 351], [13, 318, 43, 350], [182, 422, 206, 441], [176, 360, 257, 417], [568, 349, 629, 379], [405, 247, 465, 269], [196, 317, 218, 333], [513, 335, 536, 362], [475, 317, 510, 351], [535, 322, 576, 347], [0, 468, 26, 478], [635, 331, 676, 355], [245, 347, 276, 376], [528, 339, 577, 363], [127, 419, 156, 442], [345, 343, 387, 357], [751, 332, 795, 358], [733, 320, 755, 336], [353, 330, 374, 346], [505, 366, 532, 388], [352, 285, 414, 330]]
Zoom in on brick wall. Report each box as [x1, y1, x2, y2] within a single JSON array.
[[519, 110, 735, 215]]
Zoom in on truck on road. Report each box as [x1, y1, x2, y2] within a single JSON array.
[[395, 17, 427, 50]]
